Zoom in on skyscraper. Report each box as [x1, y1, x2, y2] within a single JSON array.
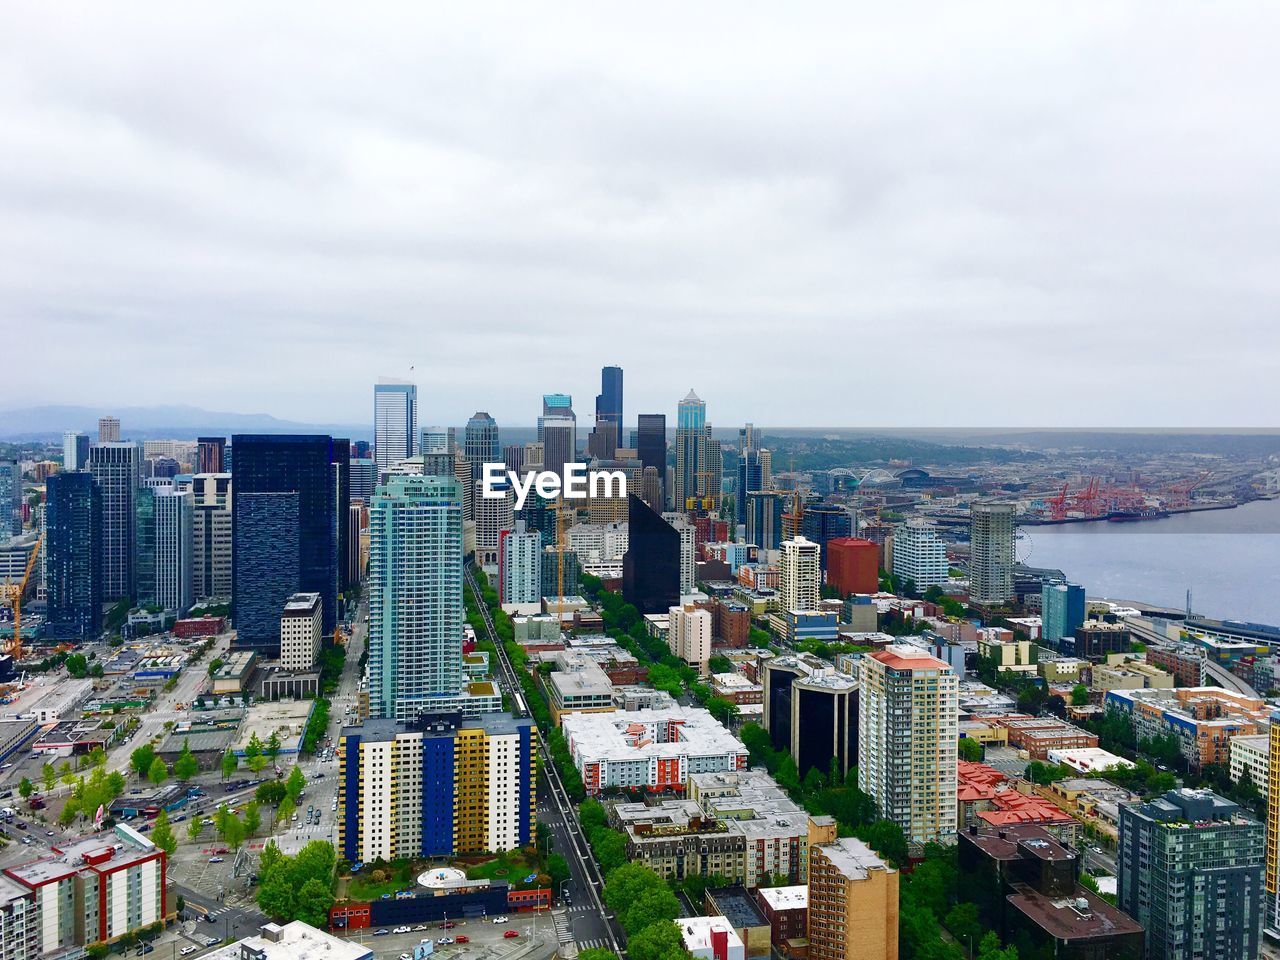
[[969, 501, 1016, 606], [332, 438, 352, 591], [62, 432, 90, 472], [538, 395, 577, 486], [464, 412, 499, 485], [87, 442, 139, 601], [800, 504, 853, 569], [154, 485, 194, 615], [859, 645, 958, 852], [185, 473, 232, 602], [736, 449, 763, 526], [368, 475, 465, 722], [595, 365, 623, 434], [474, 477, 514, 568], [197, 437, 225, 474], [807, 836, 899, 960], [1120, 789, 1264, 960], [97, 416, 120, 442], [44, 471, 102, 641], [622, 494, 680, 614], [373, 380, 418, 476], [499, 520, 541, 605], [746, 490, 787, 551], [350, 458, 376, 503], [419, 426, 454, 454], [668, 602, 711, 675], [0, 461, 20, 537], [779, 536, 821, 612], [134, 481, 160, 608], [636, 414, 666, 507], [1041, 581, 1086, 643], [231, 435, 338, 650], [674, 390, 706, 512], [891, 520, 948, 591]]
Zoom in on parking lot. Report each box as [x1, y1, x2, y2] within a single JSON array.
[[332, 915, 554, 960]]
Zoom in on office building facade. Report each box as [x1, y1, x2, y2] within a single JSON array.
[[0, 462, 21, 538], [473, 478, 514, 568], [800, 504, 853, 569], [595, 365, 623, 434], [674, 390, 710, 513], [969, 501, 1016, 606], [44, 472, 102, 641], [338, 713, 535, 863], [859, 645, 958, 850], [280, 592, 323, 671], [184, 473, 232, 602], [463, 412, 499, 485], [825, 537, 879, 597], [1041, 581, 1086, 643], [197, 437, 225, 474], [350, 458, 376, 503], [231, 434, 338, 649], [62, 432, 90, 473], [669, 603, 712, 676], [373, 380, 417, 476], [97, 416, 120, 442], [891, 520, 948, 591], [87, 442, 139, 601], [153, 485, 193, 615], [498, 521, 541, 605], [368, 475, 465, 722], [636, 414, 666, 507], [746, 490, 786, 551]]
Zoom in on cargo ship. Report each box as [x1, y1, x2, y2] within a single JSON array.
[[1107, 507, 1169, 522]]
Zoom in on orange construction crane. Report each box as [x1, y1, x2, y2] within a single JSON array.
[[1, 535, 42, 663]]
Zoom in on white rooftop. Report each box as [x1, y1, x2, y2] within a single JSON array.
[[204, 923, 370, 960], [756, 885, 808, 912]]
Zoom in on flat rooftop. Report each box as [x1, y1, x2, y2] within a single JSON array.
[[756, 885, 808, 912], [204, 923, 371, 960]]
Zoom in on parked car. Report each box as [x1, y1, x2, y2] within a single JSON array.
[[454, 936, 469, 944], [392, 926, 410, 934], [412, 925, 428, 932], [503, 930, 519, 939], [208, 857, 224, 864], [491, 916, 508, 924], [436, 939, 453, 946], [372, 929, 389, 936], [180, 947, 198, 956]]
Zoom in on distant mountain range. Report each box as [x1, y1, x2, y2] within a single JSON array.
[[0, 405, 370, 442]]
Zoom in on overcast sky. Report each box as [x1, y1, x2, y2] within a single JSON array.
[[2, 3, 1277, 428]]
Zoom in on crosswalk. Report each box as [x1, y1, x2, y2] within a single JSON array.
[[551, 910, 572, 945], [576, 940, 609, 951], [204, 907, 234, 920]]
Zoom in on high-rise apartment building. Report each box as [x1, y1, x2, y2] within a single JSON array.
[[338, 713, 535, 862], [97, 416, 120, 442], [44, 472, 101, 641], [347, 502, 365, 586], [231, 435, 337, 650], [373, 380, 417, 477], [669, 602, 712, 676], [499, 520, 541, 605], [419, 426, 454, 455], [464, 412, 499, 485], [859, 645, 958, 851], [62, 432, 90, 473], [0, 462, 20, 538], [779, 537, 821, 613], [279, 592, 323, 671], [1267, 712, 1280, 934], [197, 436, 225, 474], [595, 365, 623, 433], [1120, 789, 1264, 960], [183, 473, 232, 602], [87, 442, 139, 601], [807, 835, 899, 960], [622, 494, 680, 614], [969, 501, 1016, 606], [1041, 581, 1087, 643], [368, 475, 474, 721], [891, 520, 948, 591], [153, 485, 193, 615], [473, 477, 514, 568]]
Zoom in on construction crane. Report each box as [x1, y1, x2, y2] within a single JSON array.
[[1164, 470, 1212, 510], [1, 535, 41, 663]]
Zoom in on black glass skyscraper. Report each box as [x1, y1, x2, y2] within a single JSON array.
[[801, 503, 853, 569], [45, 472, 102, 641], [235, 493, 301, 652], [332, 438, 352, 592], [464, 413, 499, 485], [622, 494, 680, 614], [636, 414, 666, 505], [737, 450, 763, 524], [595, 366, 623, 433], [231, 435, 337, 651]]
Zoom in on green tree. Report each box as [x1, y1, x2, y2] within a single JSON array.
[[591, 829, 627, 875], [88, 746, 108, 768], [130, 744, 156, 779], [41, 762, 56, 792], [187, 817, 203, 842], [857, 819, 908, 867], [266, 731, 282, 761], [625, 922, 689, 960], [173, 740, 199, 782], [977, 931, 1018, 960], [106, 770, 126, 797], [286, 765, 306, 803], [623, 886, 681, 935], [945, 902, 984, 951], [958, 738, 984, 762], [221, 749, 238, 780], [245, 732, 264, 764], [147, 756, 169, 787], [59, 802, 78, 826], [1071, 684, 1090, 706], [603, 863, 663, 915], [223, 814, 246, 850], [579, 799, 608, 834], [244, 802, 262, 838], [546, 854, 570, 888], [294, 877, 334, 928], [151, 809, 177, 856], [256, 781, 287, 805], [17, 778, 33, 799], [577, 951, 618, 960], [59, 761, 75, 786], [277, 796, 295, 828], [247, 753, 269, 774]]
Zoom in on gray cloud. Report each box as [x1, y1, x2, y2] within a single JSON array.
[[1, 2, 1278, 428]]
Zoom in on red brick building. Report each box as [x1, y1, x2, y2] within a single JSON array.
[[713, 598, 752, 648], [825, 538, 880, 597]]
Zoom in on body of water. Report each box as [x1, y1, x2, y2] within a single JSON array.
[[1022, 497, 1280, 626]]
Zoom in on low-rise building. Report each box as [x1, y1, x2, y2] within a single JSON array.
[[704, 886, 772, 959], [1038, 657, 1089, 684], [989, 715, 1098, 760], [711, 673, 764, 705], [205, 922, 372, 960], [279, 592, 322, 672], [546, 652, 616, 726], [1145, 645, 1205, 687], [1092, 656, 1174, 693], [978, 628, 1036, 675], [959, 824, 1143, 960], [676, 915, 746, 960], [1040, 777, 1141, 842], [1104, 687, 1268, 771], [1229, 733, 1269, 787], [1046, 747, 1135, 775], [561, 707, 748, 795], [754, 885, 807, 957], [210, 650, 257, 695]]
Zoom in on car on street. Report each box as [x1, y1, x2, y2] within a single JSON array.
[[399, 955, 411, 960], [208, 857, 224, 863], [503, 930, 519, 939], [412, 925, 428, 932], [491, 916, 508, 924], [436, 939, 453, 946], [180, 947, 198, 956], [392, 926, 410, 934], [439, 921, 456, 929], [203, 937, 219, 946], [372, 929, 388, 936], [454, 936, 469, 944]]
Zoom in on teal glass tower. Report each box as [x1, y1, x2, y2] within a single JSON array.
[[368, 474, 465, 722]]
